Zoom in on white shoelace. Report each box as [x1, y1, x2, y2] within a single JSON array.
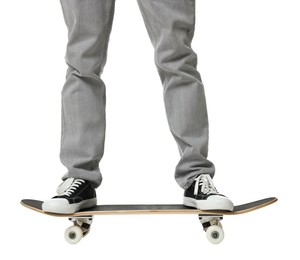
[[60, 179, 85, 197], [194, 174, 218, 195]]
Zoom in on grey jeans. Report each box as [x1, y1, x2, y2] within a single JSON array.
[[59, 0, 215, 189]]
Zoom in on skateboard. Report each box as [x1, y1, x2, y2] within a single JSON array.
[[21, 197, 277, 244]]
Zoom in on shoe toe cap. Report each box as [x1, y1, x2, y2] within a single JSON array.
[[42, 198, 72, 214], [207, 195, 234, 211]]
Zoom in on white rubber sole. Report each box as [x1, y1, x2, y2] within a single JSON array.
[[42, 198, 97, 214], [183, 196, 234, 211]]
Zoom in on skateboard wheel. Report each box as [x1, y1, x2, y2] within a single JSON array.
[[64, 226, 83, 244], [206, 225, 224, 244]]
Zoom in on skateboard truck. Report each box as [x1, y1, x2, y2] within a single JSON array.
[[65, 216, 93, 244], [199, 215, 224, 244]]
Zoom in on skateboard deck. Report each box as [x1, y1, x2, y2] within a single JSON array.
[[21, 197, 276, 216], [21, 197, 277, 244]]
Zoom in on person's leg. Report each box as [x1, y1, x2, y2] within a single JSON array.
[[137, 0, 214, 189], [137, 0, 233, 210], [43, 0, 115, 214], [59, 0, 115, 188]]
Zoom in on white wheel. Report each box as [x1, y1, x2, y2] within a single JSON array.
[[206, 225, 224, 244], [64, 226, 83, 244]]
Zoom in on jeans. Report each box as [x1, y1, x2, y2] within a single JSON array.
[[59, 0, 215, 189]]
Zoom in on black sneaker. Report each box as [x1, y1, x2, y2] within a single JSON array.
[[42, 178, 97, 214], [183, 174, 234, 211]]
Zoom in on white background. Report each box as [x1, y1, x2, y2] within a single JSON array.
[[1, 0, 299, 258]]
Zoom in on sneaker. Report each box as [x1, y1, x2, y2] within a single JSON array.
[[183, 174, 234, 211], [42, 178, 97, 214]]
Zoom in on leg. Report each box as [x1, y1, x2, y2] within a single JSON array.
[[59, 0, 115, 188], [137, 0, 214, 189], [43, 0, 115, 214]]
